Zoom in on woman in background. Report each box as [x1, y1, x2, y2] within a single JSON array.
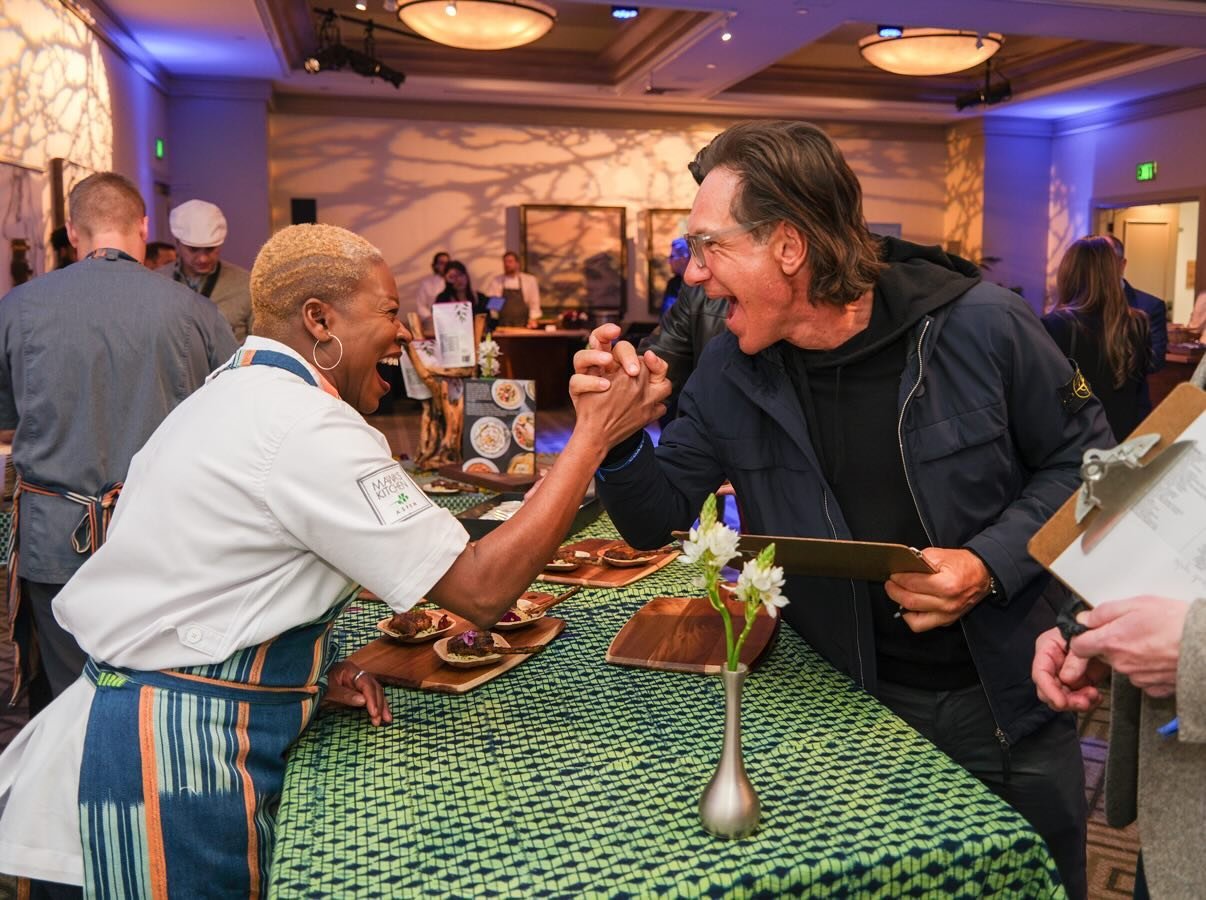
[[434, 260, 491, 321], [1043, 235, 1151, 441]]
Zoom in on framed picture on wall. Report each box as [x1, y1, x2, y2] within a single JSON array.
[[520, 204, 626, 318], [646, 208, 690, 315]]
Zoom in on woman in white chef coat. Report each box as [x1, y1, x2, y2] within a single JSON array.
[[0, 223, 669, 898]]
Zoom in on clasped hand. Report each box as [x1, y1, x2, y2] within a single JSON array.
[[1033, 595, 1188, 711], [886, 547, 992, 632], [570, 324, 671, 444]]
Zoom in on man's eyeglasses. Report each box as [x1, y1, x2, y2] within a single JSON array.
[[682, 220, 771, 268]]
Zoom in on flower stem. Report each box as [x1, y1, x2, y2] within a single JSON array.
[[709, 579, 736, 670], [729, 600, 759, 671]]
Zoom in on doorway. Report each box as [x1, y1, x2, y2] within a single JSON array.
[[1095, 201, 1199, 324]]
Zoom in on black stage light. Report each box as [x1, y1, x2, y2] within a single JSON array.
[[955, 78, 1012, 111], [955, 61, 1011, 111]]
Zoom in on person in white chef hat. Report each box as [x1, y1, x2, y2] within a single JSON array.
[[163, 198, 254, 341]]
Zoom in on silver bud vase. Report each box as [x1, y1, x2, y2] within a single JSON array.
[[699, 662, 760, 838]]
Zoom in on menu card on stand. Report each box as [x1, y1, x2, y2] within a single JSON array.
[[432, 301, 476, 369], [459, 378, 536, 482], [399, 343, 433, 400]]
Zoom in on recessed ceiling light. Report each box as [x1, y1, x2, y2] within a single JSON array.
[[721, 30, 732, 41], [877, 25, 903, 38], [611, 5, 639, 19]]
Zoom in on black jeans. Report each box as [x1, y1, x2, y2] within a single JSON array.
[[878, 680, 1088, 900], [24, 580, 87, 712]]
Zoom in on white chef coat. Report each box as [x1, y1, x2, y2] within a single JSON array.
[[0, 336, 468, 884], [415, 272, 446, 327]]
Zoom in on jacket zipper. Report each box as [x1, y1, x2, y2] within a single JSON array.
[[822, 489, 864, 687], [896, 318, 1012, 782]]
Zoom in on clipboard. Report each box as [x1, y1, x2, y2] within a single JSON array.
[[672, 531, 935, 580], [1028, 381, 1206, 599]]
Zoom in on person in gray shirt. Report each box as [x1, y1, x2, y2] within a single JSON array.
[[0, 172, 237, 709]]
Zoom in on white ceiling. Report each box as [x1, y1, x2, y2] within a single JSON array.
[[94, 0, 1206, 125]]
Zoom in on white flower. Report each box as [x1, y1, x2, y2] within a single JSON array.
[[681, 519, 741, 569], [736, 558, 787, 617], [478, 337, 502, 378]]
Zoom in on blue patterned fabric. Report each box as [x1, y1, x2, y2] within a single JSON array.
[[77, 592, 352, 899]]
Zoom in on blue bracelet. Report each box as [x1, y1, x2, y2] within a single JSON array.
[[597, 431, 648, 479]]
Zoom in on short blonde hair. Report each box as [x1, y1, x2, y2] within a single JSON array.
[[251, 224, 384, 331], [69, 173, 145, 238]]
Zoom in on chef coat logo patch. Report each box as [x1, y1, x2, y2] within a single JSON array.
[[1057, 362, 1093, 413], [357, 464, 431, 525]]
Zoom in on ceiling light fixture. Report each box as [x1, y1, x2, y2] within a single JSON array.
[[611, 6, 638, 19], [397, 0, 556, 50], [859, 26, 1002, 76]]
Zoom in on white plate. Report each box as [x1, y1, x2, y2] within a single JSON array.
[[506, 452, 535, 475], [377, 610, 455, 643], [433, 631, 510, 668], [462, 456, 500, 475], [470, 416, 511, 458], [511, 412, 535, 451], [491, 379, 525, 411]]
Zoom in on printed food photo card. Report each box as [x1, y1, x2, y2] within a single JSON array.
[[461, 378, 536, 478]]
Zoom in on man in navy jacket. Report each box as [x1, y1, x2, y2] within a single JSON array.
[[574, 121, 1113, 899]]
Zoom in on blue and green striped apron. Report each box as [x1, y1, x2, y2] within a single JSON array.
[[76, 348, 353, 898]]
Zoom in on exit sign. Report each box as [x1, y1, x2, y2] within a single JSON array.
[[1135, 161, 1157, 181]]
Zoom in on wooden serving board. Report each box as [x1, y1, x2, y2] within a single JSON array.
[[537, 538, 681, 588], [605, 595, 779, 674], [437, 462, 536, 491], [347, 614, 564, 693]]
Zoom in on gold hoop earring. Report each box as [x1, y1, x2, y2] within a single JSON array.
[[312, 333, 343, 371]]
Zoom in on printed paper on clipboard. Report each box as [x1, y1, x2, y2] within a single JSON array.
[[1046, 410, 1206, 608], [672, 532, 935, 580]]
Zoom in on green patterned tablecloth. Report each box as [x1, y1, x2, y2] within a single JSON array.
[[405, 469, 502, 517], [269, 515, 1064, 899]]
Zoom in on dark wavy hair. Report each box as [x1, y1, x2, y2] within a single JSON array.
[[689, 121, 884, 306], [1055, 236, 1149, 389], [441, 260, 477, 300]]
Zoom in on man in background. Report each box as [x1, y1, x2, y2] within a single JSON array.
[[659, 237, 691, 316], [164, 199, 254, 342], [0, 173, 237, 707], [1103, 233, 1167, 415], [144, 240, 176, 269], [485, 251, 541, 328], [414, 250, 450, 334]]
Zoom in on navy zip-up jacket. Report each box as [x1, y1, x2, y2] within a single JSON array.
[[597, 248, 1114, 744]]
